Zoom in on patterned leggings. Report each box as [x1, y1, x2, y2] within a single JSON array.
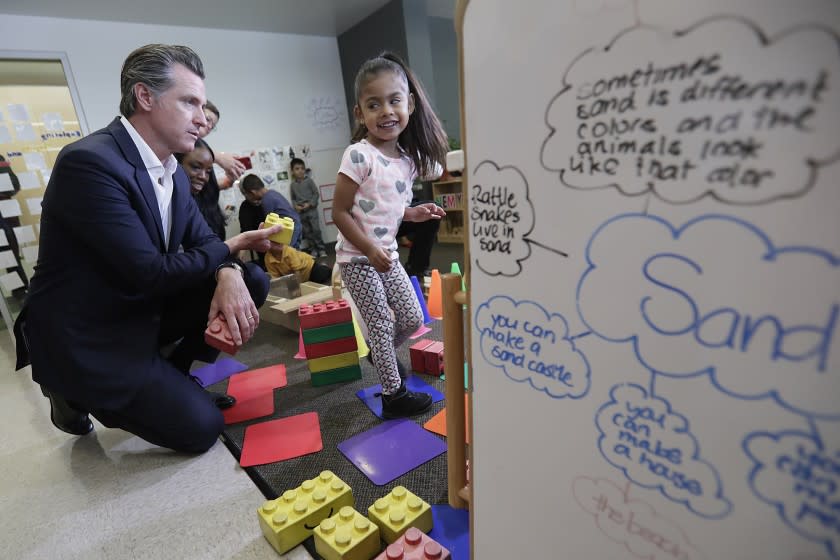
[[340, 261, 423, 394]]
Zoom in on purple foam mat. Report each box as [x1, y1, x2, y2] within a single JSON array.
[[355, 375, 444, 419], [191, 357, 248, 387], [430, 504, 470, 559], [337, 418, 446, 485]]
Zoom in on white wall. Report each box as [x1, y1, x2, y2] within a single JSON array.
[[0, 13, 351, 241]]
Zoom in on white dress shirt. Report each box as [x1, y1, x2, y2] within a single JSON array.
[[119, 116, 177, 247]]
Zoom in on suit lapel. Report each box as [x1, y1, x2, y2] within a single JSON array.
[[107, 118, 166, 250]]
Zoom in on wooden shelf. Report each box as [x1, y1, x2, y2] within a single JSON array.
[[433, 178, 465, 243]]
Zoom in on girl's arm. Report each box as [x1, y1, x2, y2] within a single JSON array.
[[332, 172, 392, 272]]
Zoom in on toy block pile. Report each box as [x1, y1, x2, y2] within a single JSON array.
[[300, 299, 362, 386], [409, 339, 444, 376], [263, 212, 296, 245], [261, 476, 450, 560], [258, 470, 355, 555]]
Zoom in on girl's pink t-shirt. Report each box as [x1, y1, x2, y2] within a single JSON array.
[[335, 139, 416, 264]]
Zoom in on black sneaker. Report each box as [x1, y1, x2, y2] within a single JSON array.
[[189, 375, 236, 410], [381, 383, 432, 419]]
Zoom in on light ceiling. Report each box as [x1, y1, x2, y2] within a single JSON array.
[[0, 0, 456, 37]]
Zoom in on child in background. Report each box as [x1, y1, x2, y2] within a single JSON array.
[[290, 158, 327, 258], [264, 242, 332, 285], [332, 51, 448, 419]]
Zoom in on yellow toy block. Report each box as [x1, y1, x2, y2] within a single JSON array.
[[258, 470, 355, 555], [367, 486, 433, 544], [263, 212, 295, 245], [308, 350, 360, 373], [313, 506, 381, 560]]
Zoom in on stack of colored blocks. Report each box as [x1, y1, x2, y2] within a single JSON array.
[[257, 470, 355, 555], [409, 339, 444, 376], [313, 506, 381, 560], [368, 486, 433, 544], [300, 300, 362, 386], [374, 527, 451, 559], [263, 212, 295, 245]]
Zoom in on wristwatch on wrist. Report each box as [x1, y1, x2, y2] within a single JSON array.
[[215, 261, 244, 281]]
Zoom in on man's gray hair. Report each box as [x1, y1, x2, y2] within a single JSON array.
[[119, 44, 204, 117]]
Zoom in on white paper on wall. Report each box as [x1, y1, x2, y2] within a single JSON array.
[[13, 123, 37, 143], [0, 271, 24, 292], [17, 171, 40, 190], [42, 112, 64, 132], [22, 245, 39, 263], [25, 197, 43, 216], [7, 104, 31, 122], [0, 175, 13, 193], [0, 251, 17, 268], [40, 169, 51, 184], [0, 125, 11, 145], [0, 199, 22, 217], [13, 225, 35, 244], [0, 230, 6, 246], [22, 152, 47, 171]]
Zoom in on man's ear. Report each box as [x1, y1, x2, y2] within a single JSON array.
[[134, 82, 155, 112], [408, 92, 415, 116]]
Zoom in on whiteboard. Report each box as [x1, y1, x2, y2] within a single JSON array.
[[460, 0, 840, 559]]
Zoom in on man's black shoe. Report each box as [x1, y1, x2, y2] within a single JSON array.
[[211, 392, 236, 410], [40, 387, 94, 436]]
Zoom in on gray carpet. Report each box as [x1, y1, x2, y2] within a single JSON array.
[[210, 317, 453, 554]]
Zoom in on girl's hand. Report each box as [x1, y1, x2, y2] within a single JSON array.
[[407, 203, 446, 222], [366, 246, 393, 273]]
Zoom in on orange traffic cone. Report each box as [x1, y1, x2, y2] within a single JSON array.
[[428, 269, 443, 320]]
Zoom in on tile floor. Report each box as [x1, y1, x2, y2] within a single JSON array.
[[0, 331, 313, 560]]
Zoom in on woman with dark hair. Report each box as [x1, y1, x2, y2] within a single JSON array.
[[176, 138, 226, 240]]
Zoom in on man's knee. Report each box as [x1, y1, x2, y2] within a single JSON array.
[[245, 262, 270, 307], [173, 406, 224, 453]]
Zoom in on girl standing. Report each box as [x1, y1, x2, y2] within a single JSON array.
[[333, 52, 448, 418]]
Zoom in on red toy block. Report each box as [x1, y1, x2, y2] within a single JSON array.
[[423, 342, 444, 376], [304, 336, 358, 360], [299, 299, 352, 330], [205, 314, 238, 355], [410, 339, 435, 373], [374, 527, 451, 560]]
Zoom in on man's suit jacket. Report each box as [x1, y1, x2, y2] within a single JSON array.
[[16, 118, 231, 409]]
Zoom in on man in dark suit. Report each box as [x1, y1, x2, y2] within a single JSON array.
[[13, 44, 281, 453]]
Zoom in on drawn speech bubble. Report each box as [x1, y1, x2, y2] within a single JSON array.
[[474, 295, 590, 399], [542, 17, 840, 205], [577, 213, 840, 419]]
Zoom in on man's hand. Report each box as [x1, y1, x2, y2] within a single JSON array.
[[406, 203, 445, 222], [209, 268, 259, 346], [225, 223, 282, 255]]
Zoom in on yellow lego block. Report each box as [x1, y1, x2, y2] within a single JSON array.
[[263, 212, 295, 245], [308, 350, 360, 373], [367, 486, 433, 544], [258, 470, 355, 554], [313, 506, 381, 560]]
